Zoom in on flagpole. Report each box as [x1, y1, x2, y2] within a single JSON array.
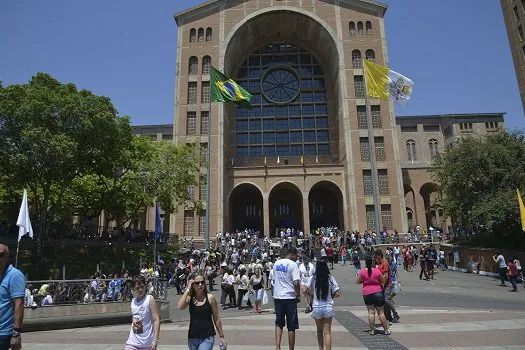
[[362, 60, 382, 233], [205, 97, 212, 250], [15, 239, 20, 267]]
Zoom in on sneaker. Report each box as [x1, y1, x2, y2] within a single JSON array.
[[392, 316, 400, 323]]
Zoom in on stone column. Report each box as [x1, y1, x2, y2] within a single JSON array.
[[415, 193, 427, 228], [302, 194, 311, 235], [263, 194, 270, 237]]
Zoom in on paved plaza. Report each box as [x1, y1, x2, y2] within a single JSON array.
[[22, 263, 525, 349]]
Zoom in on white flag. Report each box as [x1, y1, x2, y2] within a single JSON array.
[[277, 156, 280, 164], [16, 189, 34, 242]]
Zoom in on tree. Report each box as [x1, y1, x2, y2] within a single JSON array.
[[64, 137, 202, 229], [0, 73, 133, 251], [430, 131, 525, 236]]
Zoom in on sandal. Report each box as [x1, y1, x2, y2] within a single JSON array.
[[368, 330, 376, 335]]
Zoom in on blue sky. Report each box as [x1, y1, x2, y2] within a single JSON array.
[[0, 0, 523, 129]]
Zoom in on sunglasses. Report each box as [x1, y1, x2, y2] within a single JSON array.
[[193, 281, 206, 286]]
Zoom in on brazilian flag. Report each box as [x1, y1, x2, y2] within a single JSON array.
[[210, 66, 252, 108]]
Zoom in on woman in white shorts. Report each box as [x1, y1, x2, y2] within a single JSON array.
[[306, 260, 340, 350], [250, 267, 265, 313]]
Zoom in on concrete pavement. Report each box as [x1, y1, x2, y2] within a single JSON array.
[[22, 261, 525, 349]]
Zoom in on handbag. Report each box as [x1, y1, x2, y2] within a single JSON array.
[[262, 290, 269, 305]]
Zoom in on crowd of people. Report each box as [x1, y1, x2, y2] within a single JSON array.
[[2, 224, 523, 350]]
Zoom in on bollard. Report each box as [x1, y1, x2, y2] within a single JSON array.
[[62, 265, 65, 280]]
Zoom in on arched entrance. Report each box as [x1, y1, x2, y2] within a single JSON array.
[[404, 184, 417, 229], [269, 182, 303, 236], [229, 183, 264, 232], [420, 182, 440, 229], [309, 181, 344, 230]]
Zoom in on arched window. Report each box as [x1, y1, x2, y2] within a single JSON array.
[[206, 27, 212, 41], [406, 139, 417, 163], [189, 28, 196, 43], [407, 210, 413, 228], [198, 28, 204, 42], [202, 55, 211, 74], [365, 21, 372, 35], [349, 21, 356, 35], [189, 56, 198, 75], [365, 49, 375, 62], [357, 21, 364, 35], [352, 49, 362, 69], [429, 139, 439, 161]]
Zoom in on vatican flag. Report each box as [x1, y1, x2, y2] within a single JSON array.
[[517, 189, 525, 232], [363, 60, 414, 105]]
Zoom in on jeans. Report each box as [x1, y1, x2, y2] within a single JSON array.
[[510, 275, 518, 291], [499, 267, 508, 285], [188, 336, 215, 350], [0, 335, 11, 350], [384, 285, 399, 320]]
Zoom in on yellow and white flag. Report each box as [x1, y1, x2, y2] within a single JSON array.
[[363, 60, 414, 105], [517, 189, 525, 232]]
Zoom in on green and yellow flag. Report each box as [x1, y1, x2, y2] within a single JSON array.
[[210, 66, 252, 108], [517, 189, 525, 232]]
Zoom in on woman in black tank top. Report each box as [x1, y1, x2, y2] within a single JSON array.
[[177, 272, 226, 349], [250, 268, 265, 314]]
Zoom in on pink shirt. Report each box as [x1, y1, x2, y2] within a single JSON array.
[[359, 268, 383, 296]]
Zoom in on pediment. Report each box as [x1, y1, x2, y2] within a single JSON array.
[[174, 0, 387, 26]]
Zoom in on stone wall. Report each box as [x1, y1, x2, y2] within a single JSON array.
[[441, 244, 525, 274]]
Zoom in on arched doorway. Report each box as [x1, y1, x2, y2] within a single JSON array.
[[404, 184, 417, 229], [419, 182, 440, 229], [229, 183, 264, 232], [269, 182, 303, 236], [309, 181, 344, 230]]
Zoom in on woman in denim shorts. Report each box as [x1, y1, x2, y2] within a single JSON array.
[[306, 260, 340, 350], [357, 256, 390, 335]]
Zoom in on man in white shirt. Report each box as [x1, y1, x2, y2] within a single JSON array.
[[299, 259, 315, 313], [493, 252, 508, 286], [273, 247, 301, 350]]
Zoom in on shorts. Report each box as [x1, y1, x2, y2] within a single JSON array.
[[188, 336, 215, 350], [312, 305, 334, 320], [363, 292, 385, 307], [274, 298, 299, 330], [253, 288, 264, 301]]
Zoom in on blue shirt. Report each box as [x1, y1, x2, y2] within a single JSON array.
[[390, 261, 398, 284], [0, 265, 25, 335]]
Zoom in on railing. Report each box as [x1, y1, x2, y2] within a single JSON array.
[[25, 278, 168, 307], [229, 155, 340, 168]]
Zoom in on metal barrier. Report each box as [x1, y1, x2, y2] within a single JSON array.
[[25, 277, 168, 307]]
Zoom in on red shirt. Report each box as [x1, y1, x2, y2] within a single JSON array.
[[326, 246, 334, 257], [377, 258, 391, 287], [508, 261, 518, 276]]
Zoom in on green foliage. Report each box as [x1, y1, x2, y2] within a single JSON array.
[[430, 131, 525, 235], [0, 73, 202, 250]]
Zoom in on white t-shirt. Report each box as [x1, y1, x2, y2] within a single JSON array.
[[496, 255, 507, 268], [298, 262, 316, 286], [307, 275, 339, 308], [127, 295, 154, 347], [272, 258, 300, 299]]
